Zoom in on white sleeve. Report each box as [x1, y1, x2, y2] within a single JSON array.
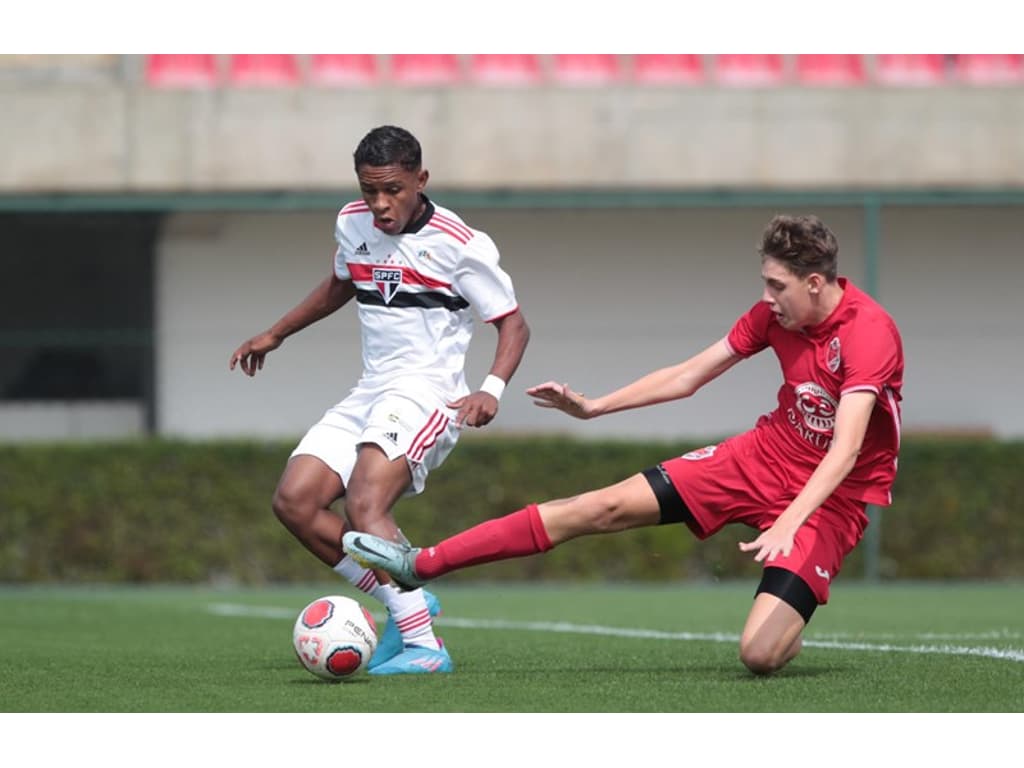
[[452, 231, 518, 322], [333, 214, 351, 280]]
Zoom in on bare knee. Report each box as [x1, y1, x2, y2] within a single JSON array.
[[544, 488, 642, 540], [574, 489, 633, 534], [739, 635, 802, 676], [272, 485, 314, 530]]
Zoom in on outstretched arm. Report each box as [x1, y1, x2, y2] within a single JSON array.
[[528, 337, 741, 420], [450, 309, 531, 427], [739, 390, 877, 562], [229, 273, 356, 376]]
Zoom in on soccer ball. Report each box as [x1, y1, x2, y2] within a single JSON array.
[[293, 595, 378, 682]]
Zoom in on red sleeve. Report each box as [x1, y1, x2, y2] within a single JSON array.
[[840, 315, 903, 396], [726, 300, 772, 358]]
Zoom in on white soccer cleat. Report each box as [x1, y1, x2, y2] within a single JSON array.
[[342, 532, 427, 591]]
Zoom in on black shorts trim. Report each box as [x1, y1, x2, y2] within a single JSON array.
[[755, 566, 818, 624], [641, 465, 694, 526]]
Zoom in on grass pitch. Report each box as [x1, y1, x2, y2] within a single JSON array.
[[1, 582, 1021, 713]]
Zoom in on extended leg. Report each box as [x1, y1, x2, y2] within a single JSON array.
[[344, 472, 663, 587]]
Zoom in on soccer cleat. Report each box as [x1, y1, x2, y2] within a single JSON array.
[[367, 590, 442, 671], [342, 531, 427, 591], [368, 641, 453, 676]]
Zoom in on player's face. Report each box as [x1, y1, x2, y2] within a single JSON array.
[[760, 257, 821, 330], [356, 164, 429, 235]]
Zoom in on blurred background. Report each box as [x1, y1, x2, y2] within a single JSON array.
[[2, 53, 1022, 583]]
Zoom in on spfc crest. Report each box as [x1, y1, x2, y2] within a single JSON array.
[[827, 337, 841, 373], [372, 267, 402, 303]]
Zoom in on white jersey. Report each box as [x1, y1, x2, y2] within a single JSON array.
[[333, 196, 519, 397]]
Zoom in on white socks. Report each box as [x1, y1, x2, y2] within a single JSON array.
[[333, 556, 439, 651], [333, 555, 391, 603]]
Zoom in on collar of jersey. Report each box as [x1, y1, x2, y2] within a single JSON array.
[[398, 194, 435, 235]]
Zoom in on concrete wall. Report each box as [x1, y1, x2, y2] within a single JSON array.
[[157, 206, 1024, 441], [5, 84, 1024, 191], [6, 76, 1023, 441]]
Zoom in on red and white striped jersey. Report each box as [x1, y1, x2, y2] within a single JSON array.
[[726, 278, 904, 505], [333, 196, 519, 396]]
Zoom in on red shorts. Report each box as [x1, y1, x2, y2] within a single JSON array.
[[659, 429, 869, 605]]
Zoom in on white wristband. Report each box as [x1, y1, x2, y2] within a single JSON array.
[[480, 374, 506, 400]]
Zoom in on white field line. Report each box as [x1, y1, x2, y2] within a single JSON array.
[[207, 602, 1024, 664]]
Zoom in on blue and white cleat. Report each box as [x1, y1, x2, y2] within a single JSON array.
[[367, 590, 442, 671], [343, 531, 426, 592], [369, 640, 453, 676]]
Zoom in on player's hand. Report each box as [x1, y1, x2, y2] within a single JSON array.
[[229, 331, 282, 377], [738, 524, 796, 563], [527, 381, 594, 420], [447, 391, 499, 428]]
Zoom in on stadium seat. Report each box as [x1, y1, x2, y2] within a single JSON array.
[[714, 54, 786, 86], [550, 54, 621, 85], [227, 55, 301, 86], [389, 54, 462, 84], [953, 54, 1024, 84], [874, 54, 948, 85], [144, 54, 219, 88], [308, 54, 379, 86], [467, 54, 544, 85], [631, 54, 705, 84], [795, 55, 866, 86]]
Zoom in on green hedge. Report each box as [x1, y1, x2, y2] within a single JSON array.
[[1, 436, 1021, 583]]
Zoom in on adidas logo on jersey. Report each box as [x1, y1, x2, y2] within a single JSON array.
[[354, 242, 369, 256], [384, 432, 399, 444]]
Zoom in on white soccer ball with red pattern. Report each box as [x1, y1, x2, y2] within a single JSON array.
[[293, 595, 378, 682]]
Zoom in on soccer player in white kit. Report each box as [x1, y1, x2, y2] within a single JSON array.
[[230, 126, 530, 675]]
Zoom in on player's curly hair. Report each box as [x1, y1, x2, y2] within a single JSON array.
[[353, 125, 422, 171], [759, 214, 839, 281]]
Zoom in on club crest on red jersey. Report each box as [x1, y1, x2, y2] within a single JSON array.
[[682, 445, 717, 461], [372, 267, 403, 303], [793, 382, 838, 434], [827, 337, 842, 373]]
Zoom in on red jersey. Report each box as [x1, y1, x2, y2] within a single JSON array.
[[725, 277, 903, 505]]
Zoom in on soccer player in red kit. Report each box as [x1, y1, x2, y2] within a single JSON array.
[[345, 214, 903, 675]]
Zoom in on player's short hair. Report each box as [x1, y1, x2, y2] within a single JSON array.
[[353, 125, 422, 172], [759, 214, 839, 281]]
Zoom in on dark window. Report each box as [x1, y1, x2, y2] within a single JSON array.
[[0, 213, 160, 408]]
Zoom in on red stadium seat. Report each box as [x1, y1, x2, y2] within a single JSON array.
[[467, 54, 544, 85], [795, 55, 866, 86], [714, 54, 786, 86], [550, 54, 621, 85], [308, 54, 379, 86], [953, 54, 1024, 84], [632, 54, 705, 84], [874, 54, 947, 85], [390, 54, 462, 84], [227, 54, 301, 86], [145, 54, 219, 88]]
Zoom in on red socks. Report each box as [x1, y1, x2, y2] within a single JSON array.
[[414, 503, 553, 580]]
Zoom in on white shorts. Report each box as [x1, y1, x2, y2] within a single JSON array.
[[291, 383, 461, 497]]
